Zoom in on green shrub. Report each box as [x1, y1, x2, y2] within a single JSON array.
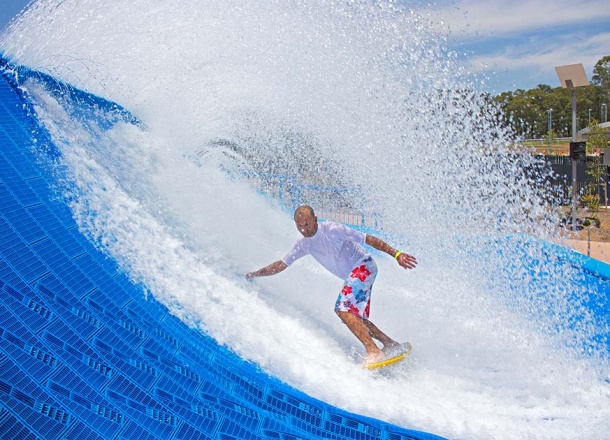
[[581, 194, 600, 212]]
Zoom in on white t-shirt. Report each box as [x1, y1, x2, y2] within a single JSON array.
[[282, 221, 369, 279]]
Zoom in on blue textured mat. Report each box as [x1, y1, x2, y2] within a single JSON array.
[[0, 58, 445, 439]]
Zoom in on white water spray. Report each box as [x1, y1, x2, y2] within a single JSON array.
[[2, 1, 610, 438]]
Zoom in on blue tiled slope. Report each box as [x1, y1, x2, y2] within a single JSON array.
[[0, 60, 444, 439]]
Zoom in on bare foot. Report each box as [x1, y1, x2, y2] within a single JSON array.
[[362, 351, 385, 367]]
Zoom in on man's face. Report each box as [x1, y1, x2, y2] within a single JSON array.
[[294, 212, 318, 237]]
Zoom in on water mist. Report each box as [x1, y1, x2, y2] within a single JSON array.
[[2, 1, 609, 438]]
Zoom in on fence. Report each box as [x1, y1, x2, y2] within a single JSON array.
[[243, 156, 610, 229], [542, 155, 609, 206], [242, 171, 381, 229]]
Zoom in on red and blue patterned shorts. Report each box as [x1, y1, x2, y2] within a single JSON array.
[[334, 256, 378, 320]]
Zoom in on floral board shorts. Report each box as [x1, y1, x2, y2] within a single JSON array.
[[334, 256, 378, 320]]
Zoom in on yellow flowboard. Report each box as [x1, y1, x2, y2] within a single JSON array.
[[364, 342, 412, 370]]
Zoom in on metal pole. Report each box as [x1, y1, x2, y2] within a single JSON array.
[[550, 108, 553, 151], [547, 109, 551, 155], [547, 108, 553, 155], [571, 90, 578, 231]]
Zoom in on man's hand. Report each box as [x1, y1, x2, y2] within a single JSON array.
[[365, 234, 417, 270], [245, 272, 256, 280], [396, 252, 417, 269]]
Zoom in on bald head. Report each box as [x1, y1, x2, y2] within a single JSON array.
[[294, 205, 318, 237], [294, 205, 315, 220]]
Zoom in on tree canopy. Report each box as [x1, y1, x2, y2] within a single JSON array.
[[592, 55, 610, 99], [492, 55, 609, 140]]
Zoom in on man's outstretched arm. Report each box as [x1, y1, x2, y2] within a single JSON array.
[[246, 260, 288, 279], [365, 235, 417, 269]]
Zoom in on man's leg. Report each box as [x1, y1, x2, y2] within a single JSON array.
[[362, 319, 399, 351], [336, 311, 383, 358], [335, 257, 389, 364]]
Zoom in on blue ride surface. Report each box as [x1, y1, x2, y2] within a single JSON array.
[[0, 58, 446, 439]]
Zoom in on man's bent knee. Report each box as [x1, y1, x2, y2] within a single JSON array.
[[336, 310, 363, 323]]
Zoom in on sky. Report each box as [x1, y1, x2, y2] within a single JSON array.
[[0, 0, 609, 95], [424, 0, 610, 94]]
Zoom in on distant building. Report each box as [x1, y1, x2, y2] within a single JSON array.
[[577, 122, 610, 142]]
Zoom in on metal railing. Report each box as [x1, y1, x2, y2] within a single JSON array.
[[585, 224, 610, 258], [242, 171, 381, 229]]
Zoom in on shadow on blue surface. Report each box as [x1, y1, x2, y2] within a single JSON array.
[[0, 58, 445, 439]]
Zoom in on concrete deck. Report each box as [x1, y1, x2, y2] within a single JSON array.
[[556, 239, 610, 264]]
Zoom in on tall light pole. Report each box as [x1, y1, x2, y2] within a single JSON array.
[[589, 108, 592, 125], [555, 63, 589, 231], [547, 108, 553, 155], [603, 103, 608, 123]]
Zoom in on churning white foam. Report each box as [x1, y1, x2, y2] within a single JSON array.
[[3, 1, 610, 438]]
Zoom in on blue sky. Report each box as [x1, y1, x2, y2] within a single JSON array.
[[425, 0, 610, 94], [1, 0, 609, 95]]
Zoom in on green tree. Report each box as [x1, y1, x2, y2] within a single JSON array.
[[587, 119, 609, 153], [584, 119, 609, 208], [578, 84, 605, 127], [544, 87, 571, 137], [543, 128, 557, 154], [492, 56, 609, 141], [592, 55, 610, 101]]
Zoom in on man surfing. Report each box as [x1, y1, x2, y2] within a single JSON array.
[[245, 205, 417, 367]]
